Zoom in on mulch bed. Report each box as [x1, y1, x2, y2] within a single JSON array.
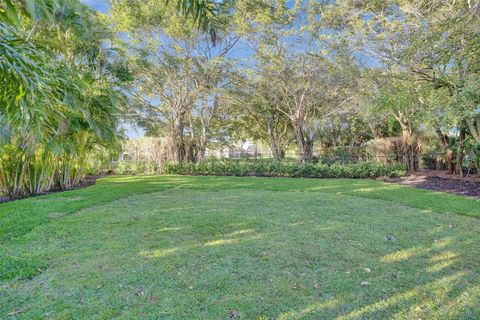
[[387, 170, 480, 198], [0, 175, 100, 204]]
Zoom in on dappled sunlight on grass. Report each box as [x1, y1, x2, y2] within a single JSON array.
[[138, 248, 178, 258], [138, 228, 263, 260], [229, 229, 255, 236], [157, 226, 183, 232], [426, 251, 458, 273], [288, 221, 307, 227], [203, 238, 238, 246], [426, 259, 457, 273], [435, 285, 480, 319], [2, 176, 480, 318], [380, 237, 461, 275], [277, 298, 341, 320], [432, 237, 454, 248], [336, 271, 467, 320], [203, 233, 263, 247], [430, 251, 458, 262], [427, 225, 447, 235], [352, 187, 379, 193], [381, 246, 427, 263]]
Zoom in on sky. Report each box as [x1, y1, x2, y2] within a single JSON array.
[[82, 0, 146, 138], [82, 0, 109, 13]]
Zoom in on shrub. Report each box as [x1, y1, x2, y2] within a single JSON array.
[[115, 161, 161, 175], [162, 159, 406, 178]]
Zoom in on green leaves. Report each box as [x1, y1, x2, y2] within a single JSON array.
[[0, 0, 123, 196], [162, 159, 407, 178], [174, 0, 218, 29], [0, 0, 21, 27]]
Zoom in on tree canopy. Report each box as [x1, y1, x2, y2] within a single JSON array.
[[2, 0, 480, 195]]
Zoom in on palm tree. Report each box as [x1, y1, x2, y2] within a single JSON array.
[[0, 0, 121, 196], [0, 0, 218, 196]]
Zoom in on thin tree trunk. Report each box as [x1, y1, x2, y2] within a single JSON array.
[[397, 117, 419, 173], [369, 124, 382, 139], [434, 123, 453, 172], [467, 118, 480, 143], [197, 127, 207, 162], [304, 138, 314, 162], [271, 145, 284, 160], [293, 123, 312, 163], [455, 127, 466, 176], [267, 118, 285, 160], [172, 118, 185, 162], [269, 141, 284, 160]]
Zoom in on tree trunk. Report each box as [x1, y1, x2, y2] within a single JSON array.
[[434, 123, 453, 172], [397, 117, 420, 173], [172, 117, 185, 162], [467, 118, 480, 144], [293, 123, 312, 162], [369, 123, 382, 139], [267, 118, 285, 160], [197, 97, 217, 162], [197, 145, 206, 162], [455, 127, 466, 176], [270, 144, 284, 160], [304, 138, 314, 162], [197, 127, 207, 162], [269, 141, 284, 160], [185, 140, 196, 162]]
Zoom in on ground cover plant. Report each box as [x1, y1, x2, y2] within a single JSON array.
[[1, 175, 479, 319]]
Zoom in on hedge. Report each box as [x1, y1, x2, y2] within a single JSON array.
[[115, 161, 161, 175], [162, 159, 406, 178]]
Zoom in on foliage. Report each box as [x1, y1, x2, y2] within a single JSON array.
[[0, 0, 218, 197], [112, 0, 237, 163], [0, 0, 123, 196], [317, 0, 480, 173], [162, 159, 406, 178], [116, 160, 161, 175], [110, 0, 480, 174]]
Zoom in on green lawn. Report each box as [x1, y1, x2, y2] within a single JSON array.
[[1, 175, 480, 319]]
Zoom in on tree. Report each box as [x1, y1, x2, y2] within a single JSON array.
[[228, 70, 293, 159], [0, 0, 122, 196], [112, 0, 236, 162], [315, 0, 480, 173]]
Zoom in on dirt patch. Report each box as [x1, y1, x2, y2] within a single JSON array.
[[0, 175, 100, 204], [387, 170, 480, 198]]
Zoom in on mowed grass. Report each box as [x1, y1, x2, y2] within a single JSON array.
[[1, 176, 480, 319]]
